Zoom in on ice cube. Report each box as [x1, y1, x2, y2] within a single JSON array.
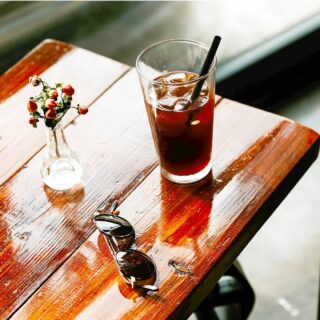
[[151, 72, 203, 110], [194, 96, 208, 108], [166, 72, 188, 84], [154, 84, 168, 99], [173, 97, 190, 111], [168, 72, 198, 98], [186, 73, 197, 81], [199, 82, 208, 97], [169, 85, 191, 98], [157, 96, 177, 110]]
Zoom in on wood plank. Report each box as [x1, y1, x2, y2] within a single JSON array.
[[0, 39, 129, 185], [0, 40, 72, 103], [12, 99, 319, 320], [0, 69, 160, 319]]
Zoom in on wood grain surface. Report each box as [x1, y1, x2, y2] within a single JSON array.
[[0, 39, 224, 319], [12, 98, 319, 320], [1, 40, 319, 320], [0, 68, 164, 319], [0, 39, 129, 185]]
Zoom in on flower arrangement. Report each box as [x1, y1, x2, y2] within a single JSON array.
[[27, 75, 88, 129]]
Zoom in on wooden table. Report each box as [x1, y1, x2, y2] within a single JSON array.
[[0, 40, 319, 320]]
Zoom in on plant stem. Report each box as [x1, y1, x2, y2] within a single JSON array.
[[53, 128, 60, 158]]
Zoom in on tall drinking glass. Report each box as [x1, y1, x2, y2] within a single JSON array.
[[136, 39, 216, 184]]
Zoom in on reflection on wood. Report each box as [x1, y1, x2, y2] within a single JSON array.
[[0, 69, 165, 319], [12, 99, 319, 319]]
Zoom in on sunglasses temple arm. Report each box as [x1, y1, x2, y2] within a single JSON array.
[[105, 236, 136, 289], [105, 236, 119, 258], [96, 199, 119, 214], [110, 200, 119, 214]]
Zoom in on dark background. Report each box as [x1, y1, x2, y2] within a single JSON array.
[[0, 1, 320, 110]]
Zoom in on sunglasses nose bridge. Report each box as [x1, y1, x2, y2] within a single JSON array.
[[111, 231, 135, 250]]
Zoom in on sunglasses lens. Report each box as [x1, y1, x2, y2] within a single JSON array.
[[94, 214, 134, 237], [116, 249, 156, 280]]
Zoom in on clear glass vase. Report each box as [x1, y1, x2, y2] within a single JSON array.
[[41, 124, 83, 191]]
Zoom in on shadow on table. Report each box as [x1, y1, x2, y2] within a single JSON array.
[[43, 181, 86, 207]]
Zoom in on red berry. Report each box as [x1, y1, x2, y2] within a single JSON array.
[[48, 89, 58, 99], [62, 84, 75, 97], [29, 117, 36, 125], [45, 98, 56, 109], [79, 106, 89, 114], [45, 109, 56, 119], [29, 75, 40, 87], [27, 100, 38, 113]]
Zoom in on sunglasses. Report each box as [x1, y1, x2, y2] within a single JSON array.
[[94, 201, 158, 292]]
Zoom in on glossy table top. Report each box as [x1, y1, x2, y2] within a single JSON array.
[[0, 40, 319, 320]]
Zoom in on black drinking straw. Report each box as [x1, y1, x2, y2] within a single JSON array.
[[190, 36, 221, 103]]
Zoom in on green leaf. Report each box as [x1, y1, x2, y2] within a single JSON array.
[[33, 96, 42, 102]]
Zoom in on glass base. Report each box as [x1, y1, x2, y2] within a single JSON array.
[[42, 158, 83, 191], [160, 162, 212, 184]]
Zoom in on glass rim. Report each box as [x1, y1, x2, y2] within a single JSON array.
[[136, 39, 217, 87]]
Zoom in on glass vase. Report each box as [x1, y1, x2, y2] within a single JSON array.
[[41, 124, 83, 191]]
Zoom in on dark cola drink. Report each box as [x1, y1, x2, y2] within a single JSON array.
[[146, 71, 214, 182]]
